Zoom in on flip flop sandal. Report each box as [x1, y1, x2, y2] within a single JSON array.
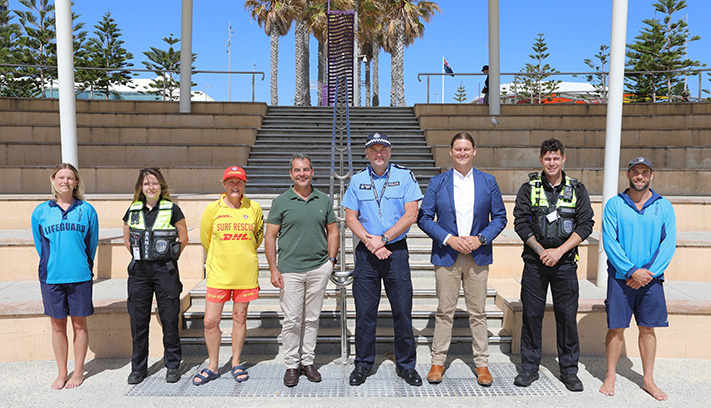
[[231, 364, 249, 382], [192, 368, 220, 386]]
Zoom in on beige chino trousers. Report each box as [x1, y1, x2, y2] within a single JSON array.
[[431, 253, 489, 367], [280, 261, 333, 369]]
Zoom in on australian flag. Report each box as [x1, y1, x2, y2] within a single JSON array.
[[443, 58, 454, 77]]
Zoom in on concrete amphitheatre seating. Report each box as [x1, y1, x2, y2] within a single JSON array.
[[0, 98, 709, 362]]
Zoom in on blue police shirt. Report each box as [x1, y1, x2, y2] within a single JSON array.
[[342, 164, 423, 243]]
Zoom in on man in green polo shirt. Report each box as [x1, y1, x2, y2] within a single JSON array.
[[266, 153, 339, 387]]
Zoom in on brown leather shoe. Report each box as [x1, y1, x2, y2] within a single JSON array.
[[427, 365, 444, 384], [300, 365, 322, 382], [476, 366, 493, 386], [283, 368, 299, 387]]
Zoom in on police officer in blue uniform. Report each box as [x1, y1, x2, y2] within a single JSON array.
[[512, 138, 594, 392], [343, 132, 424, 387]]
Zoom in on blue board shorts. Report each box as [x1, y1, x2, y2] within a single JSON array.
[[40, 280, 94, 319], [605, 275, 668, 329]]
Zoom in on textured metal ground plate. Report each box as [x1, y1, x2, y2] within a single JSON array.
[[126, 362, 565, 398]]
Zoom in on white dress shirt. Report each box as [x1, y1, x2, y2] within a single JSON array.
[[444, 167, 475, 245]]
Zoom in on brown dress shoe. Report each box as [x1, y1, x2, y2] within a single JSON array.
[[300, 365, 322, 382], [284, 368, 299, 387], [476, 366, 493, 386], [427, 365, 444, 384]]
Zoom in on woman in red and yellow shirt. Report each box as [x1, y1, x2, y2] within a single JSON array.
[[193, 166, 264, 385]]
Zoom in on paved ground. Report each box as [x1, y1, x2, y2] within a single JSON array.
[[4, 345, 711, 408]]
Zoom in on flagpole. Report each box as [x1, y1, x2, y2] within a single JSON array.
[[442, 55, 445, 103]]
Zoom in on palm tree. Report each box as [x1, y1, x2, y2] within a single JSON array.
[[382, 0, 440, 106], [357, 0, 384, 106], [245, 0, 297, 105], [293, 0, 312, 106]]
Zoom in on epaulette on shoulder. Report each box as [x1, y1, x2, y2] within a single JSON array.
[[528, 172, 539, 181], [569, 178, 579, 186], [355, 167, 368, 175], [393, 164, 409, 171]]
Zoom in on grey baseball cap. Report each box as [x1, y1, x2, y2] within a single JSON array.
[[628, 156, 653, 171]]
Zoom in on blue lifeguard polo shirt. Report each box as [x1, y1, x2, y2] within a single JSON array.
[[342, 164, 423, 243], [602, 189, 676, 280], [31, 200, 99, 284]]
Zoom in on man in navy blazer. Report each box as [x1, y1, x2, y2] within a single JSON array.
[[418, 132, 506, 386]]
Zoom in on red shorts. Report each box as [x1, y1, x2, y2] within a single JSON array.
[[206, 286, 259, 303]]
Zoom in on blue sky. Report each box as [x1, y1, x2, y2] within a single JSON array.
[[12, 0, 711, 104]]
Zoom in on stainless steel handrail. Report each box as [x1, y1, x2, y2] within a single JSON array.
[[329, 77, 354, 364]]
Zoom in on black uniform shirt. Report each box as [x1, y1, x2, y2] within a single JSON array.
[[513, 171, 594, 263]]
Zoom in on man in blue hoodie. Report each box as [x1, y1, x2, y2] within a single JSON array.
[[599, 157, 676, 402]]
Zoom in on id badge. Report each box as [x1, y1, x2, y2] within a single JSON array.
[[546, 211, 559, 223], [133, 246, 141, 260]]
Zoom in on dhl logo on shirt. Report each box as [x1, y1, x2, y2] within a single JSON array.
[[222, 233, 251, 241]]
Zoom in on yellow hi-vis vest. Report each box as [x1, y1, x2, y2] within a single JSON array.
[[127, 200, 179, 261], [528, 173, 578, 242]]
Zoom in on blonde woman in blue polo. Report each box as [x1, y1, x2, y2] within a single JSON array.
[[31, 163, 99, 389]]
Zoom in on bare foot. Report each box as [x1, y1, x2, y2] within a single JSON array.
[[64, 373, 84, 389], [643, 381, 667, 401], [51, 375, 67, 390], [599, 374, 615, 396]]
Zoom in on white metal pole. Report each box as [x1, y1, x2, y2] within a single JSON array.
[[55, 0, 78, 167], [179, 0, 193, 113], [597, 0, 629, 288], [488, 0, 500, 115]]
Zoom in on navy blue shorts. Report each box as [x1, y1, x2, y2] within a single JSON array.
[[40, 280, 94, 320], [605, 275, 668, 329]]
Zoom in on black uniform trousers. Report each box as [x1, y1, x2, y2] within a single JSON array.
[[520, 260, 580, 375], [127, 259, 183, 372], [352, 239, 416, 371]]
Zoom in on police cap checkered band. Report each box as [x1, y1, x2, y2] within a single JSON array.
[[365, 132, 391, 148], [627, 157, 653, 172]]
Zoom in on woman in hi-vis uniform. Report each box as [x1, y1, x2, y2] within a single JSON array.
[[123, 168, 187, 385], [193, 166, 264, 386]]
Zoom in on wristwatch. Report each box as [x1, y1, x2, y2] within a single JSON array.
[[477, 233, 487, 245], [329, 257, 338, 265], [381, 235, 390, 245]]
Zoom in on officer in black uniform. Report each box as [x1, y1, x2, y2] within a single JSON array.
[[122, 168, 188, 385], [512, 138, 594, 392]]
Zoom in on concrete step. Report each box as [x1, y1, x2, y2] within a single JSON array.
[[187, 285, 498, 303], [178, 327, 513, 349], [425, 128, 711, 147], [483, 168, 711, 196], [0, 125, 259, 145], [0, 111, 264, 128], [0, 143, 251, 167], [181, 304, 505, 331], [261, 116, 420, 124], [253, 137, 428, 145], [429, 145, 711, 170], [255, 130, 426, 137], [418, 114, 711, 131], [0, 98, 268, 115]]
